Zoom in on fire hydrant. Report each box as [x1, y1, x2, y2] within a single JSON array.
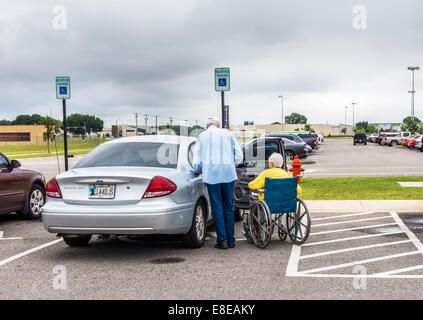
[[289, 155, 305, 183]]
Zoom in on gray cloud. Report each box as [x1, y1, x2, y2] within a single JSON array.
[[0, 0, 422, 127]]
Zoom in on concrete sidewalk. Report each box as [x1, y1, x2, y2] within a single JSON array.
[[306, 200, 423, 213]]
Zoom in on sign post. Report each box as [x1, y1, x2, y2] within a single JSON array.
[[215, 68, 230, 129], [56, 76, 71, 171]]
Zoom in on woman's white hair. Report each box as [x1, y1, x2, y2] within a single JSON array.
[[268, 152, 283, 168]]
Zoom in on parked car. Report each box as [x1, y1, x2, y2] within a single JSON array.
[[411, 135, 423, 149], [353, 133, 367, 145], [265, 133, 309, 159], [374, 134, 385, 144], [0, 152, 46, 218], [233, 136, 287, 213], [317, 133, 324, 144], [416, 138, 423, 151], [384, 134, 402, 146], [366, 133, 378, 142], [42, 135, 211, 248], [296, 133, 319, 150]]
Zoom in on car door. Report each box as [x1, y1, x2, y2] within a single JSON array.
[[234, 139, 283, 209], [0, 154, 25, 214]]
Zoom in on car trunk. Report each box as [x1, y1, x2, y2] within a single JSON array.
[[56, 167, 175, 205]]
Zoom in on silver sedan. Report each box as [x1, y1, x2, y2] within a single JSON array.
[[42, 135, 211, 248]]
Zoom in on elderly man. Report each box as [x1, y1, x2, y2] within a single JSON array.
[[193, 116, 243, 249]]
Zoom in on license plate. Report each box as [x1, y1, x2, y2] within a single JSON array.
[[89, 184, 116, 199]]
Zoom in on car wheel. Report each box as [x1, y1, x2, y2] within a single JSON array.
[[286, 151, 295, 161], [183, 200, 206, 248], [63, 235, 92, 247], [391, 141, 398, 146], [234, 208, 243, 222], [18, 184, 45, 219]]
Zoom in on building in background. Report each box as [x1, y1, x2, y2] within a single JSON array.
[[369, 123, 402, 132], [0, 125, 47, 145]]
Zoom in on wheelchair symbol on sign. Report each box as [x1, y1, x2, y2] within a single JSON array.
[[218, 78, 227, 87], [59, 87, 67, 95]]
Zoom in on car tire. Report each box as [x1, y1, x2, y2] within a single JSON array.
[[364, 142, 367, 145], [18, 184, 45, 220], [391, 141, 398, 146], [183, 200, 206, 248], [286, 151, 295, 161], [63, 235, 92, 247], [234, 208, 243, 222]]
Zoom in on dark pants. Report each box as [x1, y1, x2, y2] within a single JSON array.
[[205, 181, 235, 245]]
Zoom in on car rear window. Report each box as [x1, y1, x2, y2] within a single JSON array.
[[74, 142, 179, 169]]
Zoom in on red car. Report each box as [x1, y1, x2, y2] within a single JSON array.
[[409, 135, 421, 148], [0, 152, 45, 218]]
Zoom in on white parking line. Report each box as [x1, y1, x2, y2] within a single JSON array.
[[302, 231, 405, 247], [0, 239, 63, 267], [312, 212, 375, 221], [313, 215, 392, 228], [372, 264, 423, 276], [286, 211, 423, 279], [298, 251, 420, 275], [300, 239, 412, 260], [0, 230, 23, 241], [310, 223, 397, 236]]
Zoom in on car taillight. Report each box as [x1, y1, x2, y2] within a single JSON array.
[[46, 177, 62, 198], [312, 139, 317, 142], [142, 176, 177, 198], [303, 144, 307, 149]]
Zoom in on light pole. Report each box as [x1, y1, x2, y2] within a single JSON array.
[[351, 102, 357, 128], [345, 106, 348, 134], [408, 66, 420, 121], [278, 95, 283, 131]]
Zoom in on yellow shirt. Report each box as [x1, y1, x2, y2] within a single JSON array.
[[248, 168, 302, 200]]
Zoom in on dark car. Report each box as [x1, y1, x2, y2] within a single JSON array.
[[233, 137, 287, 220], [265, 134, 308, 160], [0, 152, 46, 219], [297, 133, 319, 150], [353, 133, 367, 145], [374, 133, 385, 144]]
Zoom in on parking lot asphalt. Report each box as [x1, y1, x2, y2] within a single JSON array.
[[1, 210, 423, 299], [303, 139, 423, 177]]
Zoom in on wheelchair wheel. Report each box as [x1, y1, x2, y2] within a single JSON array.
[[286, 199, 311, 245], [248, 200, 273, 248]]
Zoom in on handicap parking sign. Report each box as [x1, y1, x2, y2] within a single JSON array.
[[56, 76, 71, 99], [215, 68, 230, 92], [59, 87, 67, 95]]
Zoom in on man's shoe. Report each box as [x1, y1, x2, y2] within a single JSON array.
[[215, 241, 228, 250], [228, 242, 236, 249]]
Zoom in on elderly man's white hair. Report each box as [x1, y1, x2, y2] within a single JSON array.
[[206, 116, 220, 128], [268, 152, 283, 168]]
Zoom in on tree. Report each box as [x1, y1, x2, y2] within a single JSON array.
[[341, 127, 347, 135], [285, 113, 307, 124], [366, 125, 378, 133], [12, 114, 43, 125], [0, 120, 11, 125], [356, 121, 368, 131], [303, 124, 314, 132], [41, 116, 55, 153], [402, 119, 419, 133], [66, 114, 104, 136], [271, 121, 281, 125], [403, 116, 421, 123]]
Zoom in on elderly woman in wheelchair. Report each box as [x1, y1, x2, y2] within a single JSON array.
[[243, 153, 311, 248]]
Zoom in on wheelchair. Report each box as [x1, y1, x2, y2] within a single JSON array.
[[242, 177, 311, 248]]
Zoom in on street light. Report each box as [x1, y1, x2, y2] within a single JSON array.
[[345, 106, 348, 134], [278, 95, 283, 131], [351, 102, 357, 128], [408, 66, 420, 121]]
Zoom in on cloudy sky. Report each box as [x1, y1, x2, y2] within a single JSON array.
[[0, 0, 422, 128]]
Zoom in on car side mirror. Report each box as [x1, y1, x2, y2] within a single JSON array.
[[11, 160, 21, 168]]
